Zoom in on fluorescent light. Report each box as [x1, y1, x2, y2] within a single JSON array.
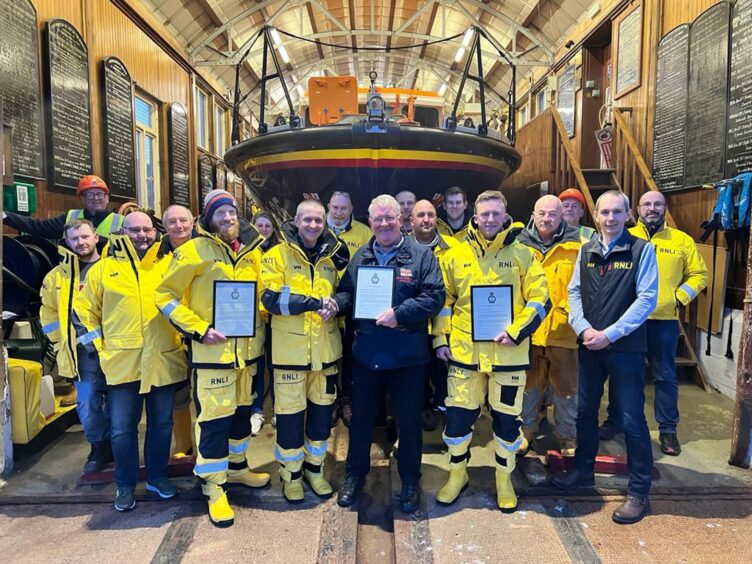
[[438, 83, 447, 96], [296, 84, 305, 96], [270, 28, 282, 46], [278, 45, 290, 64], [454, 47, 466, 63], [462, 28, 474, 47]]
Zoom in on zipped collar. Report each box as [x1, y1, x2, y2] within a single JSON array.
[[636, 218, 666, 239], [155, 228, 199, 259], [361, 235, 415, 266], [590, 229, 635, 259], [437, 207, 472, 234], [466, 221, 522, 256], [518, 218, 581, 253], [196, 216, 263, 257], [279, 220, 349, 270]]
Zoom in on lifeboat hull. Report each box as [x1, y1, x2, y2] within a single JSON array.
[[224, 123, 521, 219]]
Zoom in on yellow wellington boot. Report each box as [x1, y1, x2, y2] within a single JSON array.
[[171, 407, 193, 458], [282, 478, 305, 504], [436, 467, 470, 506], [496, 470, 517, 514], [517, 435, 530, 457], [227, 469, 271, 489], [204, 485, 234, 528], [303, 465, 333, 498], [560, 439, 577, 458]]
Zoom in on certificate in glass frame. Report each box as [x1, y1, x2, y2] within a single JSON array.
[[212, 280, 257, 337]]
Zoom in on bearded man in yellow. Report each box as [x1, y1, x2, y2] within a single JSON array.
[[77, 211, 187, 513], [155, 190, 270, 528]]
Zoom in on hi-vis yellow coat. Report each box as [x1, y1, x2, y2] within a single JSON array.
[[433, 223, 550, 372], [40, 246, 85, 379], [76, 235, 187, 391], [155, 221, 266, 369], [629, 222, 707, 320]]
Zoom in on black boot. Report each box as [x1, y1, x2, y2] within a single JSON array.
[[337, 474, 364, 507], [82, 441, 112, 474]]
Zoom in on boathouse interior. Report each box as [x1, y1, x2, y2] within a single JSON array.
[[1, 0, 751, 561]]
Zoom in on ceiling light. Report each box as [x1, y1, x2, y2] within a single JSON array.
[[296, 84, 305, 96], [462, 28, 474, 47], [438, 83, 447, 96], [278, 45, 290, 64], [270, 28, 282, 46], [454, 47, 466, 63]]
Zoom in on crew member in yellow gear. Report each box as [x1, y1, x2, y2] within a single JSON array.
[[517, 195, 582, 457], [409, 199, 457, 430], [40, 219, 112, 474], [436, 186, 473, 242], [433, 190, 550, 512], [76, 212, 187, 513], [158, 205, 198, 458], [325, 190, 370, 425], [261, 199, 349, 502], [156, 190, 270, 528]]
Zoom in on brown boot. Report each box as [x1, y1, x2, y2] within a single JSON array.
[[60, 388, 77, 407], [612, 495, 650, 524]]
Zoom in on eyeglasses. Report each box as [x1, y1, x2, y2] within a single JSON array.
[[123, 227, 156, 234], [83, 192, 107, 200], [639, 202, 665, 209], [370, 215, 399, 225]]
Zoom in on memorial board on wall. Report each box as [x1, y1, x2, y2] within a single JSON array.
[[168, 103, 190, 207], [44, 19, 92, 190], [215, 161, 227, 193], [101, 57, 135, 198], [685, 2, 731, 187], [557, 65, 576, 138], [198, 154, 215, 210], [652, 24, 690, 192], [613, 2, 643, 99], [0, 0, 45, 179], [726, 0, 752, 176]]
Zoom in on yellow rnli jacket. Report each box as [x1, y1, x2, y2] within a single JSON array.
[[517, 222, 581, 349], [261, 222, 350, 370], [75, 235, 186, 389], [336, 218, 371, 256], [629, 221, 708, 320], [155, 219, 266, 370], [436, 215, 471, 242], [433, 223, 550, 372], [139, 238, 189, 394], [39, 247, 87, 379]]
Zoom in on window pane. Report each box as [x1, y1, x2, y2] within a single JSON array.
[[135, 97, 152, 127], [145, 134, 155, 210], [135, 130, 143, 195], [215, 107, 224, 155], [196, 90, 207, 147]]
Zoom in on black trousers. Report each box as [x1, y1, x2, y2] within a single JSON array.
[[346, 361, 425, 486]]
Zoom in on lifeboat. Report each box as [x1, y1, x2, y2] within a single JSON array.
[[224, 74, 521, 218]]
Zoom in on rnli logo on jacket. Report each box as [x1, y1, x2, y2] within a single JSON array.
[[497, 261, 514, 268], [210, 376, 230, 386], [659, 247, 678, 255], [396, 268, 414, 283], [612, 261, 633, 269]]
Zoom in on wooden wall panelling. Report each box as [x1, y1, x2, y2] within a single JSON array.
[[662, 0, 724, 35]]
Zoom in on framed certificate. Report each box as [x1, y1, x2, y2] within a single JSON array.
[[212, 280, 257, 337], [353, 266, 395, 320], [470, 285, 514, 342]]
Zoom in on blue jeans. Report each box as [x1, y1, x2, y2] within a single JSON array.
[[108, 381, 176, 489], [605, 320, 680, 433], [575, 348, 653, 497], [75, 347, 110, 445]]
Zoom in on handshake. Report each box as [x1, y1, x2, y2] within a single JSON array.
[[317, 296, 339, 321]]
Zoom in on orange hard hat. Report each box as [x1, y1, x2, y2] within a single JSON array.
[[77, 175, 109, 196], [558, 188, 586, 206]]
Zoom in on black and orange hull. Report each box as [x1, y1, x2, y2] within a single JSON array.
[[224, 122, 521, 219]]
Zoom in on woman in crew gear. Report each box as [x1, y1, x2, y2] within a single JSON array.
[[76, 212, 186, 513], [261, 200, 349, 503], [4, 175, 124, 239], [40, 219, 112, 474], [250, 211, 280, 435], [155, 190, 269, 528], [433, 191, 550, 513]]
